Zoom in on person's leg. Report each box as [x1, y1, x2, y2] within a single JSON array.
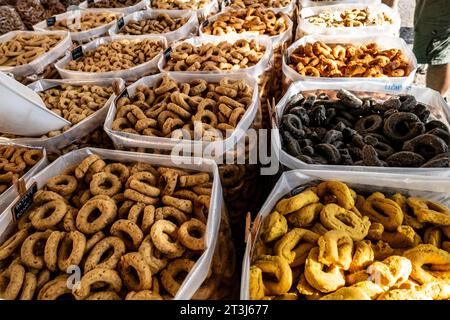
[[426, 63, 450, 96], [381, 0, 399, 9]]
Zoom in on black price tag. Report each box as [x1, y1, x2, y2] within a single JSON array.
[[71, 46, 83, 60], [12, 182, 37, 222], [201, 19, 209, 28], [285, 51, 290, 64], [114, 88, 129, 105], [163, 47, 172, 61], [47, 16, 56, 27], [117, 17, 125, 30]]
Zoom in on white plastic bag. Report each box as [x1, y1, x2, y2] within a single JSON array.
[[0, 147, 224, 300], [55, 34, 167, 81], [1, 78, 124, 153], [104, 72, 259, 159], [33, 9, 123, 42], [0, 30, 72, 77], [299, 0, 381, 8], [158, 34, 273, 78], [78, 0, 149, 14], [198, 8, 293, 50], [108, 9, 198, 44], [283, 34, 417, 86], [296, 3, 400, 38], [240, 169, 450, 299], [0, 142, 47, 214], [150, 0, 219, 21], [272, 80, 450, 176]]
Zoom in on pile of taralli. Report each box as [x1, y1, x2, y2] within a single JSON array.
[[0, 0, 448, 301]]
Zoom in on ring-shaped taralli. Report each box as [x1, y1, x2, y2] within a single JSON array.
[[110, 219, 144, 251], [407, 197, 450, 226], [0, 264, 25, 300], [403, 134, 448, 159], [127, 171, 160, 197], [86, 291, 121, 300], [160, 258, 195, 297], [30, 199, 68, 230], [155, 206, 188, 227], [320, 204, 371, 241], [73, 268, 122, 300], [403, 244, 450, 284], [383, 112, 425, 142], [162, 195, 193, 214], [355, 115, 383, 134], [318, 230, 354, 270], [23, 150, 42, 166], [84, 231, 106, 254], [104, 163, 130, 184], [45, 175, 78, 196], [90, 172, 122, 197], [178, 218, 206, 251], [275, 189, 320, 215], [128, 203, 155, 233], [44, 231, 66, 272], [348, 240, 374, 273], [76, 196, 117, 234], [84, 236, 126, 273], [0, 228, 28, 260], [20, 230, 52, 269], [119, 252, 153, 291], [287, 203, 323, 228], [317, 181, 355, 210], [37, 275, 74, 300], [125, 290, 163, 300], [139, 235, 168, 274], [273, 228, 320, 267], [19, 272, 37, 300], [57, 231, 86, 272], [252, 255, 292, 296], [362, 192, 404, 231], [304, 247, 345, 293], [150, 220, 185, 257]]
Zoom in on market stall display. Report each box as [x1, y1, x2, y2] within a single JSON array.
[[0, 0, 448, 302]]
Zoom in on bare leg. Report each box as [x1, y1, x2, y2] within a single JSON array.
[[426, 64, 450, 97], [382, 0, 399, 9]]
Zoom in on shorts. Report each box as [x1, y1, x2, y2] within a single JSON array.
[[413, 0, 450, 65]]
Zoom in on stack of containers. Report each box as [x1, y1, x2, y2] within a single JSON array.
[[0, 0, 238, 300], [241, 0, 450, 300]]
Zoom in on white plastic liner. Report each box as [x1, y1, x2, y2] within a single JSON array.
[[0, 142, 47, 214], [104, 72, 259, 158], [272, 80, 450, 176], [55, 34, 167, 81], [240, 169, 450, 299], [108, 9, 198, 44], [0, 147, 224, 299], [283, 34, 417, 86], [296, 3, 400, 38], [33, 9, 123, 43], [0, 30, 72, 77], [157, 34, 273, 78], [299, 0, 381, 8]]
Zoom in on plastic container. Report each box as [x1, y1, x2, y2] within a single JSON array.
[[33, 9, 123, 42], [296, 3, 401, 38], [1, 78, 124, 153], [104, 72, 259, 158], [158, 34, 273, 78], [0, 30, 72, 77], [0, 147, 224, 300], [240, 168, 450, 299], [150, 0, 219, 22], [55, 34, 166, 81], [0, 142, 47, 214], [299, 0, 381, 8], [108, 9, 198, 44], [282, 34, 417, 86], [272, 80, 450, 176], [78, 0, 148, 14], [0, 71, 70, 136]]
